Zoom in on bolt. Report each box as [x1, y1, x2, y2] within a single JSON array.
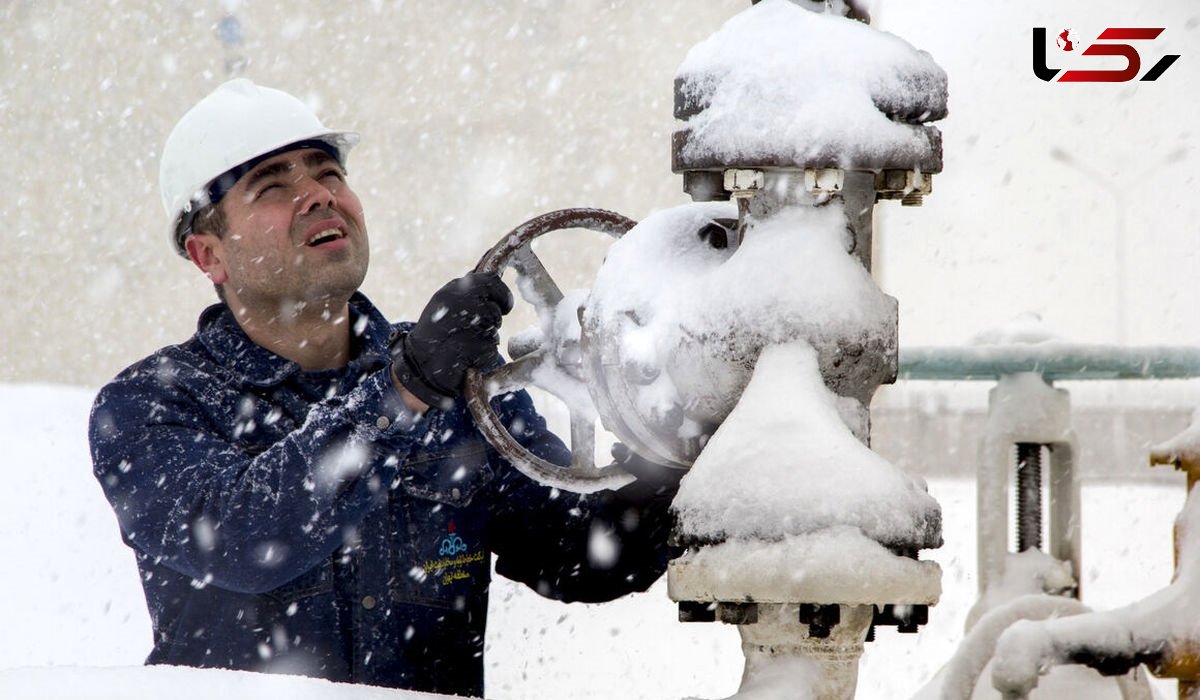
[[678, 601, 717, 623], [718, 602, 759, 625], [798, 603, 840, 638]]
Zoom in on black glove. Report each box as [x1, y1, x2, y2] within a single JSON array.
[[610, 442, 687, 502], [392, 272, 514, 407]]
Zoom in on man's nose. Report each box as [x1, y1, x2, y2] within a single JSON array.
[[296, 175, 336, 214]]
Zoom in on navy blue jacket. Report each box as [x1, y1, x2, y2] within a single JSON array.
[[89, 294, 676, 696]]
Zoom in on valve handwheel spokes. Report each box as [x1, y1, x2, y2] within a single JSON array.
[[464, 208, 637, 493]]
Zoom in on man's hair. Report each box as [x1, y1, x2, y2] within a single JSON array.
[[189, 202, 230, 304], [191, 201, 228, 239]]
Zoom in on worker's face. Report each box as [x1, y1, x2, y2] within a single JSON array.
[[187, 147, 369, 314]]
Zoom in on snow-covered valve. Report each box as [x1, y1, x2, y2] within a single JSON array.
[[659, 1, 948, 698], [673, 0, 946, 264], [464, 2, 948, 697]]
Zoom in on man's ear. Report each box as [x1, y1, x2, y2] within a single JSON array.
[[185, 233, 229, 285]]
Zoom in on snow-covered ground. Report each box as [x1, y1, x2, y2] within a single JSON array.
[[0, 383, 1186, 698]]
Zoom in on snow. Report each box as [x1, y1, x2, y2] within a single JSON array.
[[1150, 410, 1200, 468], [672, 341, 940, 550], [592, 199, 894, 358], [913, 550, 1160, 698], [965, 550, 1077, 630], [523, 288, 597, 421], [968, 314, 1062, 347], [913, 594, 1150, 700], [675, 0, 946, 169], [0, 386, 1185, 699], [966, 417, 1200, 695], [676, 205, 895, 355], [587, 202, 737, 329], [586, 200, 895, 444], [989, 474, 1200, 698], [0, 665, 442, 700], [735, 654, 823, 700], [584, 201, 741, 445], [667, 527, 941, 605]]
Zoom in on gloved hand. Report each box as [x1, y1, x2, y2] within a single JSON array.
[[391, 272, 514, 408]]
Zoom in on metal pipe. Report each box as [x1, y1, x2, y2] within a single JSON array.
[[900, 344, 1200, 381]]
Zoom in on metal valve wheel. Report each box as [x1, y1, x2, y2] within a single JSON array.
[[463, 208, 638, 493]]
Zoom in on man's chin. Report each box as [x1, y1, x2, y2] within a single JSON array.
[[306, 258, 367, 296], [311, 271, 367, 307]]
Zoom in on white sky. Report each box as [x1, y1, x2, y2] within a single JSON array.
[[873, 1, 1198, 348]]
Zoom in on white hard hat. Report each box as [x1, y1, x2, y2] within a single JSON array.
[[159, 78, 359, 257]]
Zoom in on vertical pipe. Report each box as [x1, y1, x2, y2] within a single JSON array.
[[1016, 442, 1043, 552]]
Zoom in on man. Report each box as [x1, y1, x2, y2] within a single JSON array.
[[89, 79, 678, 696]]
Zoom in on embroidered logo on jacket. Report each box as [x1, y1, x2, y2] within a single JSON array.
[[439, 520, 469, 556], [423, 521, 484, 585]]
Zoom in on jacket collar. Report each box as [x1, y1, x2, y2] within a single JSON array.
[[194, 292, 394, 388]]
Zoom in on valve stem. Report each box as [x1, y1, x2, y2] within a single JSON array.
[[1016, 442, 1044, 552]]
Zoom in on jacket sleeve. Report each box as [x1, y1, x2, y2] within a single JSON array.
[[485, 390, 681, 603], [89, 362, 415, 594]]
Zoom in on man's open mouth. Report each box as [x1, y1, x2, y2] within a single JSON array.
[[307, 228, 346, 247]]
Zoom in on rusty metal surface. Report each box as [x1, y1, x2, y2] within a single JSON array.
[[473, 208, 637, 275], [670, 128, 946, 175]]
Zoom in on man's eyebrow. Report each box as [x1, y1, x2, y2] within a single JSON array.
[[242, 161, 292, 191], [304, 150, 340, 169], [241, 151, 342, 192]]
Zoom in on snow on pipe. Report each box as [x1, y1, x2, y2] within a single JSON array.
[[988, 478, 1200, 699], [673, 0, 946, 206], [1151, 415, 1200, 480], [912, 593, 1154, 700]]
